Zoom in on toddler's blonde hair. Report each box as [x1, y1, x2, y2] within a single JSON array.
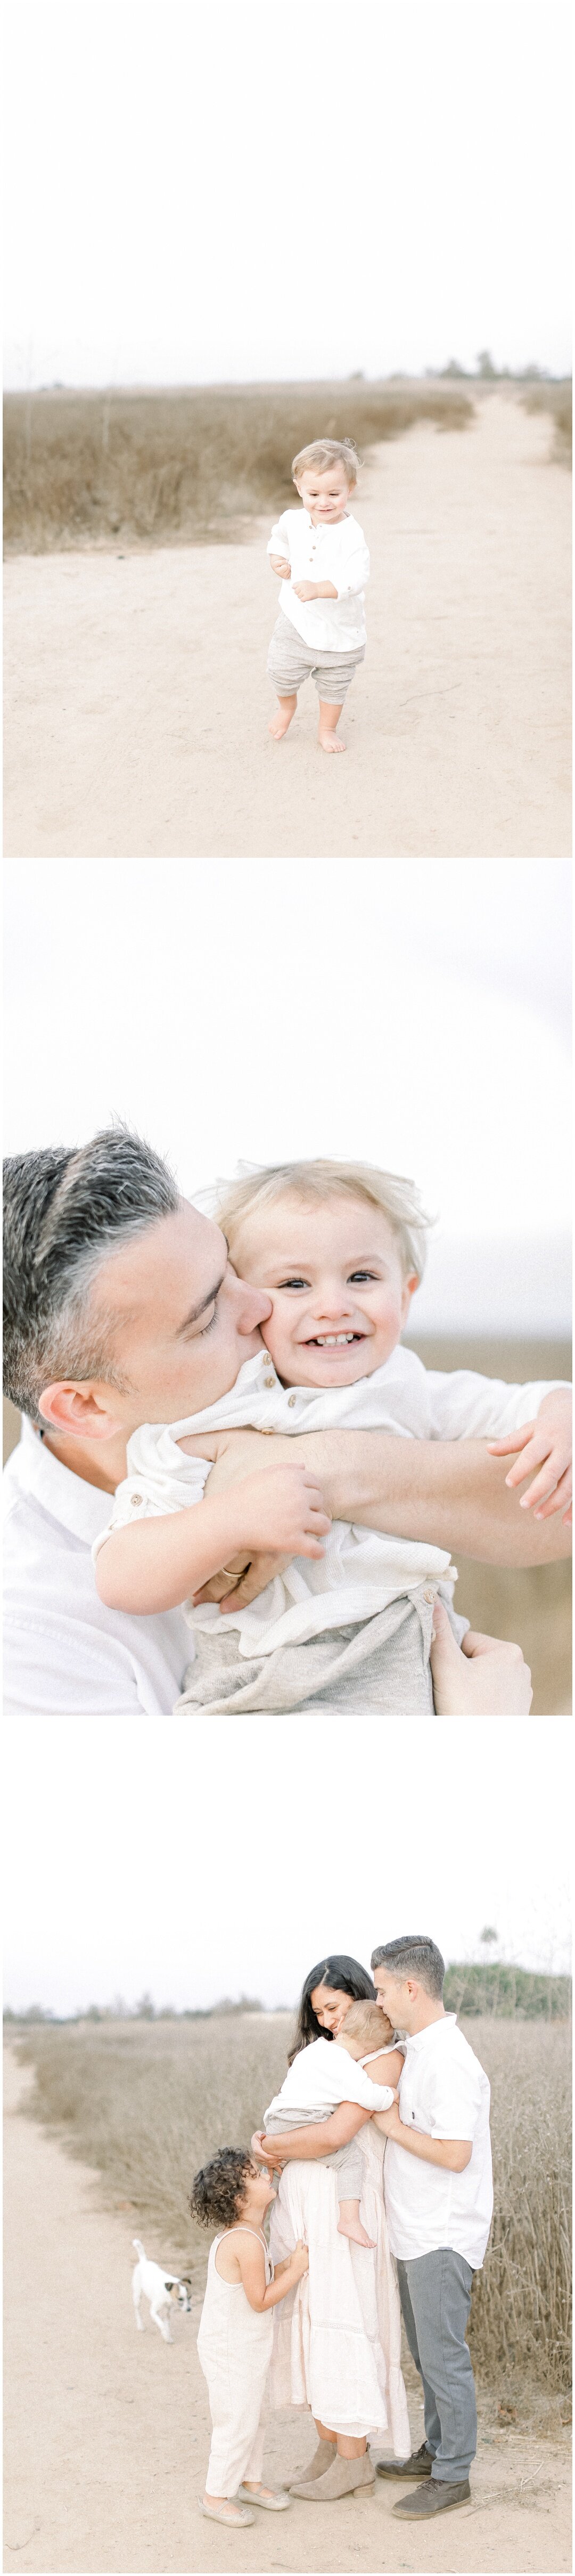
[[338, 2001, 392, 2055], [292, 437, 359, 487], [215, 1158, 433, 1285]]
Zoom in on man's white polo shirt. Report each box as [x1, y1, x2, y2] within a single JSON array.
[[3, 1420, 190, 1714], [383, 2014, 493, 2270]]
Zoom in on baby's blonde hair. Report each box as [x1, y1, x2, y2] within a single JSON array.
[[215, 1159, 432, 1285], [292, 438, 359, 488], [338, 2001, 391, 2055]]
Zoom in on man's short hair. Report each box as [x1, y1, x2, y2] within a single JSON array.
[[3, 1126, 179, 1423], [371, 1936, 445, 2000]]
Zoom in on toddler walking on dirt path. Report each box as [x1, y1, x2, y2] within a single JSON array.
[[267, 438, 369, 753]]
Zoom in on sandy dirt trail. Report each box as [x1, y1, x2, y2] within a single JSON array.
[[4, 2050, 571, 2576], [4, 395, 570, 859]]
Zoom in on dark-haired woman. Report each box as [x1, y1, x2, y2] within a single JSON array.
[[253, 1955, 410, 2502]]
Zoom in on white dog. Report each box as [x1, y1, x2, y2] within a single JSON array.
[[132, 2238, 192, 2342]]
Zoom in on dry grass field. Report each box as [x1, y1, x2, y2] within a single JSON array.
[[3, 379, 474, 554], [13, 2009, 572, 2394], [4, 1335, 570, 1713]]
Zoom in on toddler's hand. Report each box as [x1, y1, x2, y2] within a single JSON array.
[[269, 554, 291, 576], [291, 2239, 309, 2279], [293, 580, 318, 602], [229, 1463, 331, 1559], [487, 1388, 572, 1521]]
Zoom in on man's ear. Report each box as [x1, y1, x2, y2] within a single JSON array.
[[38, 1380, 122, 1442], [401, 1272, 420, 1325]]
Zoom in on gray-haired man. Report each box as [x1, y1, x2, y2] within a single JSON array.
[[3, 1129, 567, 1713], [372, 1935, 492, 2519]]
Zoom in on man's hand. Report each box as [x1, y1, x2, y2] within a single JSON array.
[[269, 554, 291, 576], [488, 1388, 572, 1522], [372, 2099, 404, 2142], [430, 1599, 532, 1714]]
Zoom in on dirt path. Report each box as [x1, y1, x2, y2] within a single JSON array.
[[4, 2050, 570, 2576], [3, 395, 570, 859]]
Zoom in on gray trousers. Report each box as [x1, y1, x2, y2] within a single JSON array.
[[177, 1594, 437, 1713], [267, 607, 366, 703], [397, 2249, 476, 2482], [264, 2109, 363, 2200]]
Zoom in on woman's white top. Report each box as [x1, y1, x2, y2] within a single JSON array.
[[93, 1343, 565, 1661], [265, 2036, 395, 2125], [383, 2015, 493, 2271], [267, 507, 369, 650]]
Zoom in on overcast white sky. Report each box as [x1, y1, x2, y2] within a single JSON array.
[[3, 1718, 571, 2015], [4, 1, 571, 389], [4, 858, 571, 1334]]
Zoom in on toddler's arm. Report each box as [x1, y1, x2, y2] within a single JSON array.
[[235, 2233, 308, 2311], [94, 1464, 330, 1614]]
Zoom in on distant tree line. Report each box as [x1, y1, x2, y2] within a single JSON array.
[[4, 1966, 571, 2025]]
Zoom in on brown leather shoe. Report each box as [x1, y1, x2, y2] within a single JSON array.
[[375, 2443, 433, 2479], [392, 2477, 471, 2518]]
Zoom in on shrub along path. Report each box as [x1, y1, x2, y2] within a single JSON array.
[[3, 395, 571, 859], [4, 2049, 570, 2576]]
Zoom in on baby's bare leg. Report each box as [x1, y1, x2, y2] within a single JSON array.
[[269, 694, 297, 740], [318, 700, 345, 753], [337, 2198, 376, 2250]]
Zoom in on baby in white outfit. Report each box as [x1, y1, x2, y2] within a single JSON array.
[[267, 437, 369, 754], [93, 1157, 571, 1714], [263, 2003, 399, 2250]]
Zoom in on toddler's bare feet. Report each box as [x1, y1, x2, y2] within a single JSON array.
[[338, 2214, 376, 2249], [318, 728, 346, 753], [269, 701, 296, 741]]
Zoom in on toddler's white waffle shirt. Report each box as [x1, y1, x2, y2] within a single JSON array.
[[267, 507, 369, 650], [93, 1344, 566, 1662]]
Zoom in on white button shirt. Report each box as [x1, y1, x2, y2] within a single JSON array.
[[95, 1345, 566, 1663], [267, 507, 369, 650], [383, 2016, 494, 2270], [3, 1419, 190, 1714]]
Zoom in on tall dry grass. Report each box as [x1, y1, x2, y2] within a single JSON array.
[[3, 379, 473, 555], [12, 2011, 571, 2388], [520, 379, 572, 462]]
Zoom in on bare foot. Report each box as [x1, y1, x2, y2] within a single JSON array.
[[318, 730, 346, 753], [338, 2215, 376, 2248], [269, 705, 295, 741]]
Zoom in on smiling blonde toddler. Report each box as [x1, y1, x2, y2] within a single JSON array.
[[267, 440, 369, 753], [93, 1158, 571, 1714]]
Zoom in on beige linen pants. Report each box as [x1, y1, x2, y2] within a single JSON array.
[[267, 607, 366, 702], [177, 1592, 437, 1713]]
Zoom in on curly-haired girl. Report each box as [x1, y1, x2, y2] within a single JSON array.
[[190, 2146, 308, 2530]]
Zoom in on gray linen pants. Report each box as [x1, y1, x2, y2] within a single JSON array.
[[267, 607, 366, 703], [397, 2250, 476, 2482], [177, 1593, 436, 1714], [264, 2109, 363, 2200]]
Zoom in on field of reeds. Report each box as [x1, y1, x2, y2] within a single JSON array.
[[12, 2009, 572, 2391], [3, 378, 474, 555]]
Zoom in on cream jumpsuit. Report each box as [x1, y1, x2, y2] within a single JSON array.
[[197, 2226, 274, 2498]]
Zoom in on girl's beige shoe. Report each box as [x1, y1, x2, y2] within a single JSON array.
[[199, 2497, 255, 2526], [237, 2483, 291, 2510]]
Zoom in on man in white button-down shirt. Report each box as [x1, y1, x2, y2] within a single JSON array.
[[371, 1934, 492, 2522], [3, 1130, 569, 1714]]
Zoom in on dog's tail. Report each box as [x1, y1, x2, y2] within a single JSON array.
[[132, 2238, 146, 2260]]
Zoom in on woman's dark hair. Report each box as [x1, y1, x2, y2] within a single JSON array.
[[190, 2146, 256, 2232], [288, 1953, 376, 2063]]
